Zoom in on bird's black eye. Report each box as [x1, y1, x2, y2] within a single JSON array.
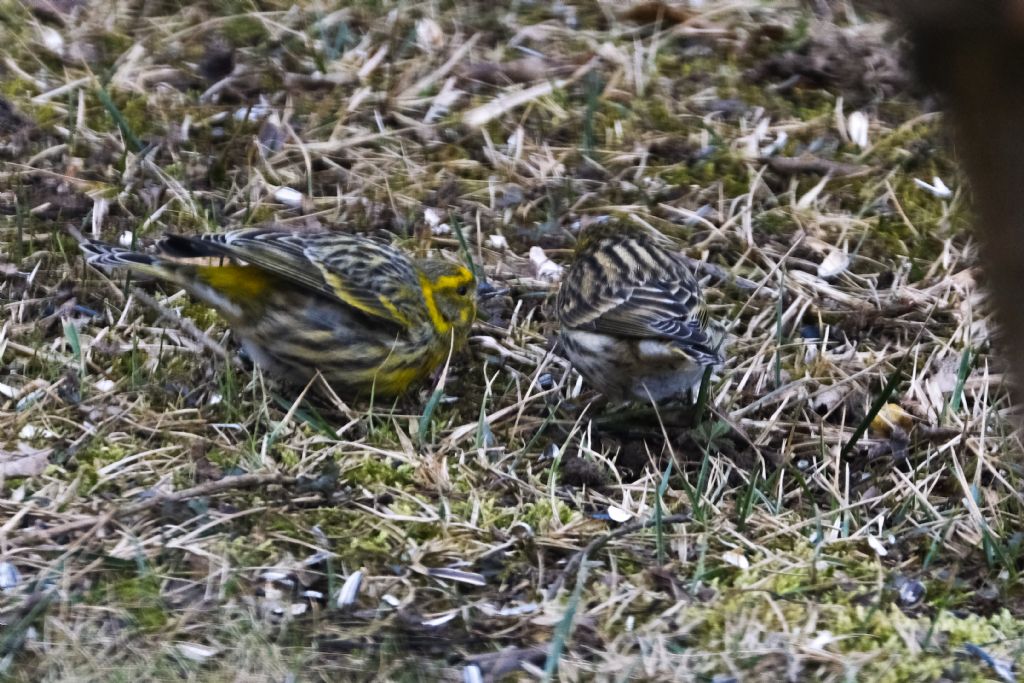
[[456, 284, 469, 296]]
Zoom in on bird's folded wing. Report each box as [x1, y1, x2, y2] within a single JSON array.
[[160, 229, 416, 326], [563, 277, 721, 361], [306, 235, 422, 328]]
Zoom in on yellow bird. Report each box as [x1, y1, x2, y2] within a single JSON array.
[[81, 227, 479, 398]]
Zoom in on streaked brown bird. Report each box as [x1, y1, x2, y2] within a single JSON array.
[[555, 221, 724, 402], [81, 227, 478, 398]]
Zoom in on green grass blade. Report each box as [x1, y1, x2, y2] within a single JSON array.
[[839, 365, 904, 460], [63, 320, 83, 377], [543, 561, 588, 681], [655, 456, 673, 565], [449, 214, 478, 281], [95, 86, 144, 152], [694, 365, 714, 426], [737, 469, 760, 531], [418, 387, 444, 445], [948, 346, 973, 417]]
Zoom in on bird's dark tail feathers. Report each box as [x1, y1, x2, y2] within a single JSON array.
[[80, 240, 184, 283], [156, 233, 234, 259]]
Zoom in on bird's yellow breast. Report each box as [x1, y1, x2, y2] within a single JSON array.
[[196, 265, 274, 301]]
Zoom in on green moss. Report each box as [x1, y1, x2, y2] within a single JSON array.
[[0, 76, 35, 99], [657, 150, 751, 198], [869, 120, 952, 173], [107, 346, 146, 380], [76, 442, 132, 466], [106, 575, 168, 632], [194, 450, 235, 478], [114, 94, 159, 139], [430, 143, 474, 164], [71, 442, 136, 493], [275, 445, 300, 468], [633, 98, 688, 135], [343, 456, 415, 488], [243, 204, 279, 225], [29, 102, 62, 129], [449, 497, 515, 530], [343, 524, 398, 557], [178, 301, 224, 329], [753, 209, 797, 236], [862, 193, 956, 274], [96, 31, 134, 63], [628, 543, 1024, 681], [225, 534, 276, 567], [222, 15, 270, 46], [521, 499, 573, 531]]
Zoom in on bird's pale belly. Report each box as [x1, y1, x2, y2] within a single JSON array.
[[561, 329, 706, 402]]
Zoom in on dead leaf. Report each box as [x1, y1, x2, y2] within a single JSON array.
[[0, 443, 52, 478], [817, 249, 850, 279]]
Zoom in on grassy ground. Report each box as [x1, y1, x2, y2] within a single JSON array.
[[2, 0, 1022, 680]]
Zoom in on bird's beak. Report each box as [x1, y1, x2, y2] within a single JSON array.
[[476, 280, 507, 301]]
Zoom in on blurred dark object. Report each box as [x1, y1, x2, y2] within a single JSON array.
[[880, 0, 1024, 402], [199, 37, 235, 83]]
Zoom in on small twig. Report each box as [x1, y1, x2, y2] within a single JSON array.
[[131, 288, 243, 368], [399, 32, 482, 100], [4, 340, 78, 370], [15, 472, 294, 545], [463, 55, 601, 128], [679, 254, 768, 294], [763, 155, 870, 178], [544, 512, 690, 600]]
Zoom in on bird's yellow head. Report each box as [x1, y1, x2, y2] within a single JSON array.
[[416, 260, 478, 336]]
